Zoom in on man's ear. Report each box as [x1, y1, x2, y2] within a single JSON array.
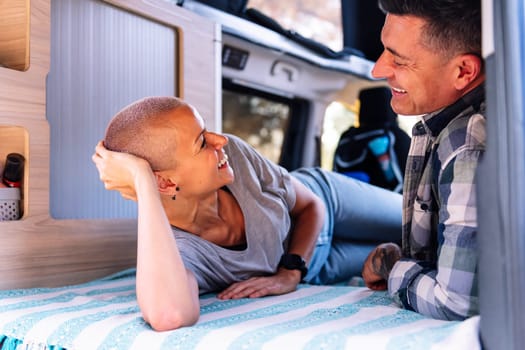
[[454, 53, 483, 90], [154, 172, 178, 196]]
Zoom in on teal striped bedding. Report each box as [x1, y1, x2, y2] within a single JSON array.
[[0, 269, 480, 350]]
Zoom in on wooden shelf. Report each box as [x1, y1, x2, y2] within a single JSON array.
[[0, 126, 27, 218]]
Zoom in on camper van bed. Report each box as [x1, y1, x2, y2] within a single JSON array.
[[0, 269, 480, 350]]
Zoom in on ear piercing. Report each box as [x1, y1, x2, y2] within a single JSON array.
[[171, 186, 180, 200]]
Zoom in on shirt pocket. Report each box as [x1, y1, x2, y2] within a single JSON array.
[[410, 197, 435, 250]]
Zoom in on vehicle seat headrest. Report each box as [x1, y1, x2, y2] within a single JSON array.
[[358, 87, 397, 128]]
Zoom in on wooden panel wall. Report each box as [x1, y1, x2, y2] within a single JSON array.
[[0, 0, 220, 289]]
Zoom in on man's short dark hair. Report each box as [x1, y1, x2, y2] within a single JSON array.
[[377, 0, 482, 59]]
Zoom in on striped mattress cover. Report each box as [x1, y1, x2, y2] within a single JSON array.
[[0, 269, 480, 350]]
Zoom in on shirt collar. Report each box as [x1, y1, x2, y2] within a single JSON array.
[[420, 84, 485, 137]]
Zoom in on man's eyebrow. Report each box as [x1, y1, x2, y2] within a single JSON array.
[[386, 47, 410, 61]]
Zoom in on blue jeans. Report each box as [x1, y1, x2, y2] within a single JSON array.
[[291, 168, 402, 284]]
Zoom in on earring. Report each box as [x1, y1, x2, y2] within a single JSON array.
[[171, 186, 180, 201]]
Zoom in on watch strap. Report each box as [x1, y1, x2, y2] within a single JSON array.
[[278, 253, 308, 279]]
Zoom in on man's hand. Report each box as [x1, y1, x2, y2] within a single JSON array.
[[362, 242, 402, 291], [217, 268, 302, 300]]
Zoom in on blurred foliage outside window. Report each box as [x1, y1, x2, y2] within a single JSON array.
[[222, 90, 290, 164]]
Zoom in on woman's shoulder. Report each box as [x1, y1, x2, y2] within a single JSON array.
[[224, 133, 268, 168], [224, 133, 254, 153]]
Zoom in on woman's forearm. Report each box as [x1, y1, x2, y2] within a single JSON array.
[[134, 169, 199, 331]]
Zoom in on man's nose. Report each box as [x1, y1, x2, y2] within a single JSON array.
[[371, 52, 391, 79]]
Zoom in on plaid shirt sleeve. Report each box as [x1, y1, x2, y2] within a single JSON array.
[[389, 142, 482, 321]]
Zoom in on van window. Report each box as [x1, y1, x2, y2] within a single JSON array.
[[222, 88, 291, 164], [320, 101, 357, 170], [247, 0, 343, 52]]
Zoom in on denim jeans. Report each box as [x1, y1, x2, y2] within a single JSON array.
[[292, 167, 402, 284]]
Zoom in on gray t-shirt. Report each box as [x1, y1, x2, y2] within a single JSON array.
[[173, 134, 296, 293]]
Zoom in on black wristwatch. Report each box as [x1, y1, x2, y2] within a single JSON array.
[[278, 253, 308, 279]]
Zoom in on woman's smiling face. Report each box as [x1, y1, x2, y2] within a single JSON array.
[[166, 105, 234, 196]]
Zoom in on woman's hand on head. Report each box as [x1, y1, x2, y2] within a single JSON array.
[[92, 141, 152, 201]]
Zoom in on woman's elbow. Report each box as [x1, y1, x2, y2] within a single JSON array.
[[144, 306, 200, 331]]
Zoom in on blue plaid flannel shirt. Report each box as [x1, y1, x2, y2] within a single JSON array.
[[388, 85, 485, 320]]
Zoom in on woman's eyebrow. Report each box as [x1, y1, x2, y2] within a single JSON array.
[[194, 129, 206, 145]]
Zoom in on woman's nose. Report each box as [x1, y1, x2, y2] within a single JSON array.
[[208, 132, 228, 148]]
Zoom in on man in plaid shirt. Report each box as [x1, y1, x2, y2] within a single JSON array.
[[362, 0, 485, 320]]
